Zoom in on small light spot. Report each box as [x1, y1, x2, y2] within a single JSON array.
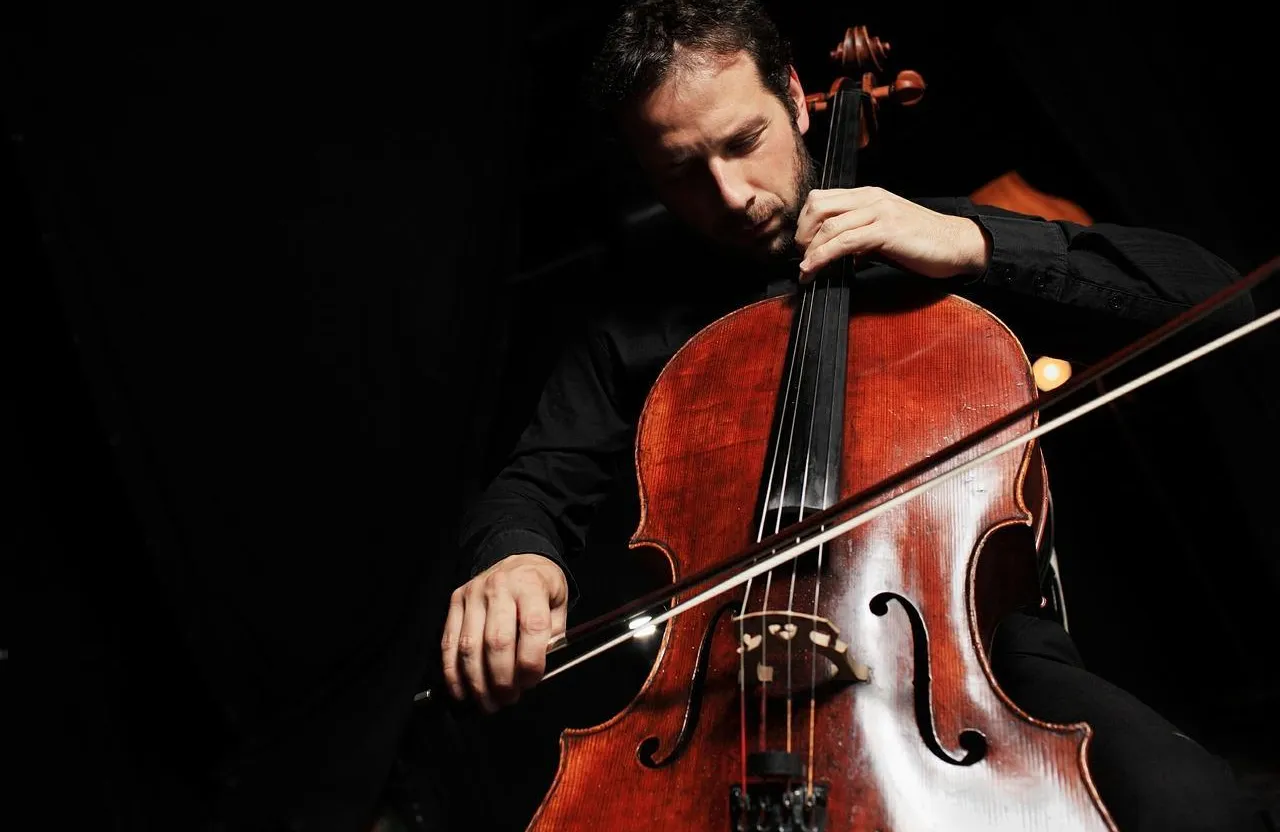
[[1033, 356, 1072, 391], [629, 615, 657, 638]]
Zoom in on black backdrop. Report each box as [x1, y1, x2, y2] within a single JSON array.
[[6, 4, 1277, 832]]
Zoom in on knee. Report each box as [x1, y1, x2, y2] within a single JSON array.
[[1092, 733, 1260, 832]]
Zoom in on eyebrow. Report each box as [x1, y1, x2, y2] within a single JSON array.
[[664, 115, 770, 165]]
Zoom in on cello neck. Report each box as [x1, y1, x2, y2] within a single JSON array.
[[818, 85, 863, 191], [757, 85, 862, 531]]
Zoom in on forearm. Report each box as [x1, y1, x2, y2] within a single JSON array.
[[966, 204, 1252, 326], [458, 485, 570, 579], [455, 319, 636, 605], [914, 197, 1255, 362]]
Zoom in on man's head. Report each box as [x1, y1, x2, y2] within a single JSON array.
[[587, 0, 818, 260]]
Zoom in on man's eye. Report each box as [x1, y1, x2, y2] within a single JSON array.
[[728, 132, 762, 154]]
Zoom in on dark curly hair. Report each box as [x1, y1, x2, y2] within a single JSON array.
[[585, 0, 795, 122]]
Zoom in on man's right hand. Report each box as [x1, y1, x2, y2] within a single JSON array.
[[440, 553, 569, 712]]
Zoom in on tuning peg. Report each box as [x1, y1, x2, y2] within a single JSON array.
[[874, 70, 925, 107]]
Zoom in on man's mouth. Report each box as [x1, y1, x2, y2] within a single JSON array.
[[744, 213, 778, 238]]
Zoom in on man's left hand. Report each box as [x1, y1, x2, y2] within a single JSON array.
[[795, 187, 991, 282]]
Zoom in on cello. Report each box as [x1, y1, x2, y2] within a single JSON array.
[[520, 25, 1114, 832]]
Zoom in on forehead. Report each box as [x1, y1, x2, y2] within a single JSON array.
[[627, 49, 776, 147]]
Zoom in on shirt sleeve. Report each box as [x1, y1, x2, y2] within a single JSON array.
[[454, 322, 634, 605], [914, 196, 1256, 364]]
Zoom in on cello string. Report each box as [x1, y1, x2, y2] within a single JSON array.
[[789, 261, 836, 755], [532, 303, 1280, 685], [759, 271, 819, 750], [795, 87, 849, 783], [808, 256, 850, 796], [743, 81, 846, 764], [740, 238, 816, 779], [788, 261, 839, 757]]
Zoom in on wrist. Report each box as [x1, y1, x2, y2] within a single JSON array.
[[957, 216, 993, 276], [508, 552, 568, 590]]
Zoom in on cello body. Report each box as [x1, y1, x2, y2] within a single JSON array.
[[527, 283, 1113, 831]]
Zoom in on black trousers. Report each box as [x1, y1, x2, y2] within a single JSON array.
[[991, 611, 1266, 832]]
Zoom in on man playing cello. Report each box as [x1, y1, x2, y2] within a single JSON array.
[[441, 1, 1262, 829]]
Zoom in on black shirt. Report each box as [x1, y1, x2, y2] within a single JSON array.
[[456, 197, 1254, 600]]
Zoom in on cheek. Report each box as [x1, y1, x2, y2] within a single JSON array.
[[763, 144, 799, 202]]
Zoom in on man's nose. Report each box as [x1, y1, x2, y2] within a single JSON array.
[[708, 158, 752, 213]]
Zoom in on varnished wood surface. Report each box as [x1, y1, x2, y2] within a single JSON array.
[[971, 171, 1095, 226], [527, 289, 1115, 831]]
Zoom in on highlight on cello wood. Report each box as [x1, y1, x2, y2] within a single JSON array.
[[970, 170, 1095, 226]]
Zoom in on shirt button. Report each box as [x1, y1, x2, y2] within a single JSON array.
[[1108, 294, 1125, 310]]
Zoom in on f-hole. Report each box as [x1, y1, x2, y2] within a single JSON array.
[[637, 600, 737, 768], [870, 591, 988, 765]]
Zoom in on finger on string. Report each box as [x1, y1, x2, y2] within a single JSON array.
[[800, 225, 880, 282], [796, 188, 867, 246], [803, 186, 885, 217], [804, 206, 875, 255], [798, 187, 890, 241]]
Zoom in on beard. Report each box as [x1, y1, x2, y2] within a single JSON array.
[[769, 127, 819, 258]]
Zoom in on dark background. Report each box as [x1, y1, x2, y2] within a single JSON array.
[[5, 3, 1277, 831]]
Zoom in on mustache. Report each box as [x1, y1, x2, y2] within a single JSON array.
[[720, 203, 780, 232]]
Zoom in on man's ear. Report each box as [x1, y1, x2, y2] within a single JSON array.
[[788, 66, 810, 135]]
